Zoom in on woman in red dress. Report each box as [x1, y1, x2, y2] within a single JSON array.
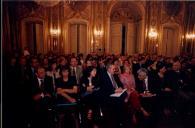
[[120, 65, 149, 125]]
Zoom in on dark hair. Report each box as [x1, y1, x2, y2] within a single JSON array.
[[59, 65, 70, 76], [146, 60, 154, 67], [30, 57, 38, 63], [59, 56, 66, 63], [35, 66, 45, 73], [48, 60, 57, 71], [85, 66, 96, 77], [156, 62, 165, 72], [70, 56, 77, 61]]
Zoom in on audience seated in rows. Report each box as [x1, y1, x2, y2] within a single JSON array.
[[4, 52, 195, 128]]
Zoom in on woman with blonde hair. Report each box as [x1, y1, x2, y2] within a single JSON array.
[[120, 65, 149, 125]]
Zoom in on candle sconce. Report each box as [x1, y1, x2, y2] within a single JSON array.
[[49, 28, 61, 52], [148, 28, 158, 54]]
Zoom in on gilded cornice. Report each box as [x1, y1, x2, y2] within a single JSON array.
[[17, 2, 47, 21], [64, 1, 90, 21]]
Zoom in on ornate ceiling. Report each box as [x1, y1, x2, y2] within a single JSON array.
[[110, 1, 142, 22]]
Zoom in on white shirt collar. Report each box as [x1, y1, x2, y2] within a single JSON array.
[[144, 77, 149, 91], [107, 71, 112, 77], [107, 71, 114, 82], [37, 77, 44, 85], [145, 76, 148, 82]]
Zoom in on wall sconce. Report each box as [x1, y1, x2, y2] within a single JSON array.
[[148, 28, 158, 39], [148, 28, 158, 54], [94, 29, 103, 38], [50, 28, 61, 36], [185, 33, 195, 39]]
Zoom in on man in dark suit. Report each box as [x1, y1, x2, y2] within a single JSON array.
[[99, 63, 127, 128], [135, 68, 159, 128], [31, 66, 54, 128], [70, 57, 83, 85], [132, 57, 147, 77], [164, 61, 190, 115], [136, 68, 159, 94], [26, 57, 39, 81]]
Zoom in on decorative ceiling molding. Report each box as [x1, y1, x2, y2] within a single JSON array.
[[34, 0, 61, 7], [163, 1, 182, 17], [68, 1, 89, 12], [17, 2, 46, 20], [161, 1, 184, 25], [111, 8, 139, 22], [64, 1, 89, 21], [110, 2, 142, 22]]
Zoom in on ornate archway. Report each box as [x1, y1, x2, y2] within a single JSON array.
[[106, 1, 145, 55]]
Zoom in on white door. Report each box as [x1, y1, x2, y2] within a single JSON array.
[[110, 23, 122, 54], [35, 24, 44, 54], [79, 24, 87, 54], [127, 22, 135, 55], [162, 27, 178, 57], [70, 24, 78, 54], [70, 24, 87, 54]]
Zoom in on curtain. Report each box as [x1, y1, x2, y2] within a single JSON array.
[[3, 2, 20, 56]]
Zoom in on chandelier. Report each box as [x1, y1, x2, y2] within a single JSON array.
[[34, 0, 77, 7], [34, 0, 61, 7]]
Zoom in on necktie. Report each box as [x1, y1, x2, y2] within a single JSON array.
[[72, 67, 79, 84], [40, 79, 44, 91], [143, 79, 148, 91], [72, 67, 76, 76], [88, 77, 92, 86], [53, 73, 56, 90], [53, 72, 56, 79], [111, 75, 118, 89]]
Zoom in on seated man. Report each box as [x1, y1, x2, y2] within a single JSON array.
[[98, 63, 128, 128], [164, 61, 190, 115], [136, 68, 158, 95], [135, 68, 159, 128], [69, 57, 83, 85], [31, 66, 54, 128]]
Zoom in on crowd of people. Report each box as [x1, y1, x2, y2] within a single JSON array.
[[3, 51, 195, 128]]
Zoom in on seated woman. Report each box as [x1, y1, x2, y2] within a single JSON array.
[[80, 66, 100, 127], [119, 65, 149, 125], [56, 66, 78, 103], [46, 61, 60, 91], [55, 66, 79, 128]]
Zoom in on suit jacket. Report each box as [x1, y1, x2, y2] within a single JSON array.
[[25, 66, 36, 81], [135, 75, 159, 94], [99, 71, 124, 103], [164, 70, 187, 91], [70, 66, 83, 84], [31, 76, 54, 98], [80, 76, 101, 106], [80, 76, 100, 93]]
